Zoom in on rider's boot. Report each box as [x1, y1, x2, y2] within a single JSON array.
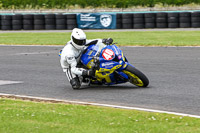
[[70, 77, 81, 89]]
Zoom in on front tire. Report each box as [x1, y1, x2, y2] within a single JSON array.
[[123, 65, 149, 87]]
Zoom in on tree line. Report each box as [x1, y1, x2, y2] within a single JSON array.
[[0, 0, 199, 9]]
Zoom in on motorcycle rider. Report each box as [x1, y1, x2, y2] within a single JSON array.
[[60, 28, 113, 89]]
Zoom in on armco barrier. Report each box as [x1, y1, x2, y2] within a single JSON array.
[[0, 11, 200, 30]]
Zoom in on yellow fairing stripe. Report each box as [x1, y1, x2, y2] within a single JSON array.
[[122, 52, 126, 61], [95, 65, 122, 83], [86, 59, 94, 69]]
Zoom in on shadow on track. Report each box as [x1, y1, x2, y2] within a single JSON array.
[[79, 84, 150, 90]]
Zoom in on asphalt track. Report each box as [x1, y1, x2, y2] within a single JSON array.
[[0, 45, 200, 116]]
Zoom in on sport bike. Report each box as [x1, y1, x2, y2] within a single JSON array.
[[81, 42, 149, 87]]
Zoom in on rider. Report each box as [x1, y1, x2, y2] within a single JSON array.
[[60, 28, 113, 89]]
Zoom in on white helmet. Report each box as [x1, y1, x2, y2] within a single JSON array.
[[71, 28, 86, 50]]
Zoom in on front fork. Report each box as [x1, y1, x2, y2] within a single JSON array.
[[117, 62, 135, 80]]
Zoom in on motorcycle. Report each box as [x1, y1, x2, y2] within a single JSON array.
[[80, 42, 149, 87]]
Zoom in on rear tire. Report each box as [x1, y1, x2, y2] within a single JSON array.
[[123, 65, 149, 87]]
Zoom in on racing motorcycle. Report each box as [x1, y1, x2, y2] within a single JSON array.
[[80, 42, 149, 87]]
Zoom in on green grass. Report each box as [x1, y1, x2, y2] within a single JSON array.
[[0, 98, 200, 133], [1, 31, 200, 46]]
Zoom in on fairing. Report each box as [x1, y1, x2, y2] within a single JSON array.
[[81, 44, 131, 85]]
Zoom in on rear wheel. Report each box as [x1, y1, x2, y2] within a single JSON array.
[[123, 65, 149, 87]]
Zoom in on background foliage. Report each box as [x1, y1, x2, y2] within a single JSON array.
[[0, 0, 200, 9]]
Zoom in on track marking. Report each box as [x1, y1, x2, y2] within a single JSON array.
[[13, 51, 56, 55], [0, 80, 23, 86], [0, 93, 200, 119]]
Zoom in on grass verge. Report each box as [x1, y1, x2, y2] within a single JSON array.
[[0, 98, 200, 133], [0, 31, 200, 46]]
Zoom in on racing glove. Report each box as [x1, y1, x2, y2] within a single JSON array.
[[102, 38, 113, 45], [82, 69, 95, 77]]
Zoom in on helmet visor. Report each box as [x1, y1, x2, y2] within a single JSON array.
[[72, 36, 86, 46]]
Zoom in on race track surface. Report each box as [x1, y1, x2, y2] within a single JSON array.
[[0, 45, 200, 115]]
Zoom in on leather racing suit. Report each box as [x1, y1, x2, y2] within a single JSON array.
[[60, 39, 104, 89]]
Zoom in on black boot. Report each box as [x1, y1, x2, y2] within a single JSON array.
[[70, 77, 81, 90]]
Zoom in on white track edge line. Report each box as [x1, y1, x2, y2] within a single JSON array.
[[0, 93, 200, 119]]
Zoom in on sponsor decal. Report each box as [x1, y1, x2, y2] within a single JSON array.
[[102, 62, 114, 67], [80, 14, 96, 21], [118, 55, 122, 60], [88, 50, 93, 56], [77, 13, 116, 29]]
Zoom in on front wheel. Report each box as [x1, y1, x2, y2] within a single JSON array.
[[122, 65, 149, 87]]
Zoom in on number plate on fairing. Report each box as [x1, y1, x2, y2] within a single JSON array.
[[102, 49, 115, 60]]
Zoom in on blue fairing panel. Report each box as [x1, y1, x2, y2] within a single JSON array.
[[81, 44, 99, 66], [81, 44, 128, 70]]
